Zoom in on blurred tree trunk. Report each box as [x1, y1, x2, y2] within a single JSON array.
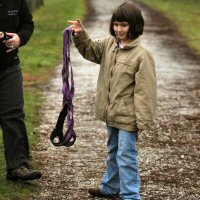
[[28, 0, 44, 12]]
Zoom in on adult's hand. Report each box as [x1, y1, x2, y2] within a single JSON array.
[[3, 32, 21, 52]]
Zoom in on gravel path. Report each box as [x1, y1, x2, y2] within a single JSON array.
[[32, 0, 200, 199]]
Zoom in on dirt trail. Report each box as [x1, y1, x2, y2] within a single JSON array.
[[32, 0, 200, 199]]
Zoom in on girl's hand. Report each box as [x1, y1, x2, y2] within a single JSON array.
[[138, 130, 143, 134], [67, 19, 84, 35], [0, 32, 4, 39]]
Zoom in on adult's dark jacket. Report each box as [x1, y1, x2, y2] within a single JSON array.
[[0, 0, 34, 68]]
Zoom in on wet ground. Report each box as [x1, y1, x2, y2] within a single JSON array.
[[32, 0, 200, 199]]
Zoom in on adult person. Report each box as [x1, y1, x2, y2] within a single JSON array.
[[0, 0, 42, 181], [68, 1, 157, 199]]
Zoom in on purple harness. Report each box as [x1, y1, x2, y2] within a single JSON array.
[[50, 27, 76, 147]]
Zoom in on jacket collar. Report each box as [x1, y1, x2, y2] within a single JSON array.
[[123, 36, 141, 50], [112, 36, 141, 51]]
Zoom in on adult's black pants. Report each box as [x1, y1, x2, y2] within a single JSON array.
[[0, 64, 30, 170]]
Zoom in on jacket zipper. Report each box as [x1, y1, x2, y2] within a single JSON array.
[[104, 47, 118, 123]]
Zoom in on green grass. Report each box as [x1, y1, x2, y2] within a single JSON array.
[[0, 89, 41, 200], [20, 0, 88, 77], [0, 0, 88, 199], [137, 0, 200, 55], [24, 88, 42, 147]]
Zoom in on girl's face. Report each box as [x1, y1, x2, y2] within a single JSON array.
[[113, 21, 130, 43]]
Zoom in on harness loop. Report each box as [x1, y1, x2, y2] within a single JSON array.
[[50, 27, 77, 147]]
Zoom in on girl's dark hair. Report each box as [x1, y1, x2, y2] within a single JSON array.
[[109, 1, 144, 40]]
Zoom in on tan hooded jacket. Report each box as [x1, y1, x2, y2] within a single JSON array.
[[73, 30, 157, 131]]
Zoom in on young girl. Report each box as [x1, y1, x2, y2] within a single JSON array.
[[68, 1, 157, 199]]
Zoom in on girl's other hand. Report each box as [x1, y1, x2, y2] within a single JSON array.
[[0, 31, 4, 39], [67, 19, 84, 35], [138, 130, 143, 134]]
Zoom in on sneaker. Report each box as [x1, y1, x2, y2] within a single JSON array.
[[6, 165, 42, 181], [88, 188, 118, 199]]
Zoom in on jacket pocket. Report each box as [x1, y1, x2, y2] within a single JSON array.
[[108, 99, 136, 125], [116, 60, 138, 74], [123, 99, 135, 116]]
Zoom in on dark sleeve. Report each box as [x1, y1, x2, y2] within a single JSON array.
[[17, 0, 34, 46]]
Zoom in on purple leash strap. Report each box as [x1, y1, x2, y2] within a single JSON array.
[[50, 27, 76, 147]]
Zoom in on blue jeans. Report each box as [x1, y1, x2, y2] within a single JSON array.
[[100, 126, 141, 200]]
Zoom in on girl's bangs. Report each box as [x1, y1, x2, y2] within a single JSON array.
[[113, 9, 128, 22]]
